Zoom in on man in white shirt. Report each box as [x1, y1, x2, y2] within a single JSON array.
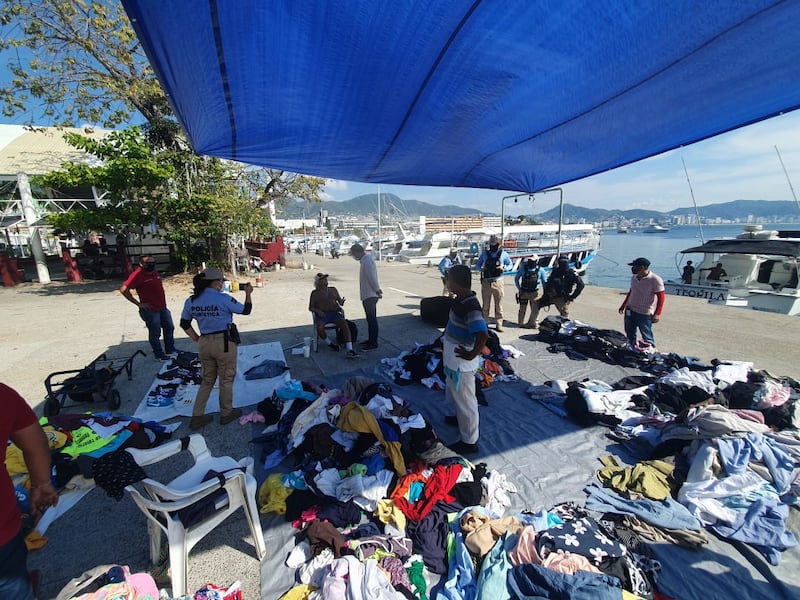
[[350, 244, 382, 350]]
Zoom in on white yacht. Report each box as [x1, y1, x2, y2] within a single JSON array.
[[665, 226, 800, 315], [642, 224, 670, 233]]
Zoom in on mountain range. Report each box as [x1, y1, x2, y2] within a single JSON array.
[[281, 194, 799, 221]]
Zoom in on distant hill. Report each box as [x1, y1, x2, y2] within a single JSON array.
[[280, 193, 485, 218], [281, 193, 798, 222], [535, 199, 799, 222]]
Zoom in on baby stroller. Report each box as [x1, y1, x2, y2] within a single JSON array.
[[43, 350, 146, 416]]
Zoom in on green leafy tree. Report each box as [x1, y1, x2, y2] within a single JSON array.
[[42, 127, 291, 268], [1, 0, 167, 126], [2, 0, 325, 267]]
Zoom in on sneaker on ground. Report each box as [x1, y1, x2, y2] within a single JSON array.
[[346, 349, 360, 359], [360, 342, 378, 351], [154, 353, 169, 360], [328, 342, 341, 351]]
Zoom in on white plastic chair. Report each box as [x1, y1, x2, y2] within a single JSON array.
[[311, 310, 340, 352], [124, 434, 266, 597]]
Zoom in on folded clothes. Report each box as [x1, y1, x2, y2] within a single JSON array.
[[244, 359, 289, 380]]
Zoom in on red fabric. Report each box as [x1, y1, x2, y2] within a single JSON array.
[[0, 383, 38, 545], [654, 290, 666, 316], [122, 267, 167, 310], [394, 463, 463, 521]]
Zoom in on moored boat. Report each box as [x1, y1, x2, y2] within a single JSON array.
[[664, 226, 800, 315], [643, 224, 670, 233], [394, 222, 600, 275]]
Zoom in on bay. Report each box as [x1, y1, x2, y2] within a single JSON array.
[[585, 224, 797, 290]]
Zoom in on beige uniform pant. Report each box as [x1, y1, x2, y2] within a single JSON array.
[[194, 332, 238, 418], [518, 289, 542, 325], [481, 278, 504, 320], [529, 295, 571, 327]]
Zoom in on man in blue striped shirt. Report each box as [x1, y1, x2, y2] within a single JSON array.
[[442, 264, 488, 455]]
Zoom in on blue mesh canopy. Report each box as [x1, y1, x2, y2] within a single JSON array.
[[122, 0, 800, 193]]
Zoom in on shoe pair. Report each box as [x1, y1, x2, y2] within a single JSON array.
[[189, 408, 242, 429], [448, 440, 479, 455]]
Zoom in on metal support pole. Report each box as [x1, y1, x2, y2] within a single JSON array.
[[377, 184, 382, 263], [17, 172, 51, 283], [535, 187, 564, 257]]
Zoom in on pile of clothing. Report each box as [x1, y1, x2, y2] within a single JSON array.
[[527, 361, 800, 568], [537, 316, 706, 375], [381, 332, 519, 395], [10, 412, 174, 541], [251, 376, 692, 599]]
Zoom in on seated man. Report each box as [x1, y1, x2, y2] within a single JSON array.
[[309, 273, 358, 358]]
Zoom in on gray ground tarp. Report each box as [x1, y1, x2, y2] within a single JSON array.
[[257, 339, 800, 600]]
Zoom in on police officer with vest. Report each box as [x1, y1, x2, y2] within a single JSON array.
[[533, 255, 584, 326], [514, 255, 544, 328], [475, 235, 513, 331]]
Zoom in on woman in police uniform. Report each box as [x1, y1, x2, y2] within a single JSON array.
[[180, 267, 253, 430]]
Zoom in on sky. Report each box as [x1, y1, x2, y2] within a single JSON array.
[[321, 109, 800, 215]]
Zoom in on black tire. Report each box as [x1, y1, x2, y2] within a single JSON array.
[[44, 395, 61, 417], [108, 389, 121, 410]]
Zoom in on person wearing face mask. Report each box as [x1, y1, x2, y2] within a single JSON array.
[[475, 235, 512, 331], [618, 257, 665, 349], [180, 268, 253, 429], [120, 255, 176, 360]]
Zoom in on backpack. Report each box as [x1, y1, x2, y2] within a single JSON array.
[[519, 266, 540, 292], [336, 319, 358, 344]]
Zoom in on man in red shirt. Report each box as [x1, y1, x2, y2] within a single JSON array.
[[1, 383, 59, 599], [120, 255, 176, 360]]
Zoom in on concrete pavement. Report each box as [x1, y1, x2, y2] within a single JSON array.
[[2, 254, 798, 598]]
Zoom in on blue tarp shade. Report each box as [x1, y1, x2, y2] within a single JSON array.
[[122, 0, 800, 194]]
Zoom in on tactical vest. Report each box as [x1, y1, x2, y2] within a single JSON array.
[[482, 248, 504, 279]]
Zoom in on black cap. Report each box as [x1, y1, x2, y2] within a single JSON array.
[[628, 257, 650, 268]]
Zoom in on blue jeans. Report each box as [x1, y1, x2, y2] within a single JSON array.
[[0, 528, 34, 600], [624, 309, 655, 346], [139, 307, 175, 356], [362, 296, 379, 345]]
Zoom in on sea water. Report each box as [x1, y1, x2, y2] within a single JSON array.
[[585, 224, 796, 290]]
